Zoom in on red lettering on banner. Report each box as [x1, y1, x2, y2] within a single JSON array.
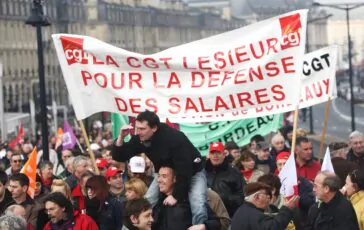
[[169, 97, 181, 114], [191, 72, 205, 88], [272, 85, 285, 101], [214, 52, 226, 69], [115, 97, 128, 112], [167, 72, 181, 88], [144, 58, 159, 69], [114, 97, 158, 113], [266, 62, 280, 77], [255, 89, 269, 104], [282, 56, 295, 73], [93, 55, 105, 65], [129, 98, 142, 113], [94, 73, 107, 88], [183, 57, 197, 70], [235, 46, 250, 63], [146, 98, 158, 112], [129, 73, 143, 89], [81, 70, 92, 86], [127, 57, 141, 68], [198, 56, 212, 70], [160, 57, 172, 69], [208, 71, 220, 87], [106, 56, 120, 67]]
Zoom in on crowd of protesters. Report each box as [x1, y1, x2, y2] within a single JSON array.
[[0, 110, 363, 230]]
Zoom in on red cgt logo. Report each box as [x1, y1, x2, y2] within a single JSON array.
[[60, 36, 87, 65], [279, 13, 302, 50]]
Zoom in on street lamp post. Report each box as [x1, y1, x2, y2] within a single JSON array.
[[306, 14, 333, 134], [313, 2, 364, 132], [26, 0, 51, 160]]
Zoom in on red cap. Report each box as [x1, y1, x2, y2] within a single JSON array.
[[96, 158, 108, 169], [209, 142, 224, 153], [276, 151, 290, 161], [104, 167, 123, 179]]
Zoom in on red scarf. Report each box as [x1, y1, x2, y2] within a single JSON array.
[[241, 169, 254, 182], [40, 174, 53, 188]]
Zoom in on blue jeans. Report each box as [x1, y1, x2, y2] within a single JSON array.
[[145, 169, 208, 225]]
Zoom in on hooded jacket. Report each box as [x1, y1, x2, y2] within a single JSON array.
[[112, 123, 203, 202]]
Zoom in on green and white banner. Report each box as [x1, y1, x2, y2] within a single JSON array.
[[111, 114, 283, 156]]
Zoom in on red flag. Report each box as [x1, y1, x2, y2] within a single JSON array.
[[8, 124, 24, 149]]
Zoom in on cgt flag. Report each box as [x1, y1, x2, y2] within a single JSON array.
[[20, 147, 37, 198]]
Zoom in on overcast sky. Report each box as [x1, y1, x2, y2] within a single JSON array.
[[315, 0, 364, 20]]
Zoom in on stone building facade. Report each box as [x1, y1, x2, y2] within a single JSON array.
[[0, 0, 244, 114]]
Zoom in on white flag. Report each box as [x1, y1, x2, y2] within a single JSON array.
[[321, 147, 335, 173], [278, 153, 298, 198]]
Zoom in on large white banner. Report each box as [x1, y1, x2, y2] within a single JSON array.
[[172, 46, 338, 122], [52, 10, 307, 122]]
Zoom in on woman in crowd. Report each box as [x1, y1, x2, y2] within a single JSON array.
[[85, 175, 123, 230], [234, 150, 264, 184], [124, 178, 148, 201], [51, 179, 72, 199], [342, 168, 364, 230]]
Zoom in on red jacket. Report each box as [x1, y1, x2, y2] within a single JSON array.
[[296, 159, 321, 182], [43, 210, 99, 230], [71, 184, 85, 212]]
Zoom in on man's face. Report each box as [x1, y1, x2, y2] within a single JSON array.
[[108, 174, 124, 190], [136, 121, 157, 142], [209, 151, 225, 166], [102, 150, 113, 164], [256, 149, 270, 161], [75, 160, 88, 177], [313, 174, 327, 201], [61, 150, 72, 163], [351, 137, 364, 156], [8, 180, 27, 200], [45, 201, 65, 223], [272, 138, 285, 151], [10, 156, 23, 171], [254, 190, 271, 210], [230, 149, 241, 161], [132, 209, 154, 230], [296, 142, 313, 161], [42, 165, 53, 179], [157, 167, 175, 195], [11, 206, 26, 219], [276, 159, 287, 172]]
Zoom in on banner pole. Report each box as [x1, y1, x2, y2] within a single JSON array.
[[290, 107, 300, 155], [79, 119, 100, 175], [319, 97, 331, 161]]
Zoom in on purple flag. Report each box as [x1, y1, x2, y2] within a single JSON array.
[[62, 120, 77, 150]]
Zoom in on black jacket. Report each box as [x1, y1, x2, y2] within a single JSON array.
[[152, 194, 221, 230], [305, 192, 359, 230], [231, 202, 294, 230], [86, 195, 123, 230], [346, 148, 364, 166], [112, 123, 203, 201], [65, 174, 79, 191], [205, 158, 244, 217], [0, 189, 15, 215]]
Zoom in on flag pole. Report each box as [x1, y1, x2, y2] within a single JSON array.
[[79, 120, 100, 175], [290, 107, 300, 155], [319, 97, 331, 161]]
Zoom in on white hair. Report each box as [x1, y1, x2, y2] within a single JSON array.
[[349, 131, 364, 140], [65, 156, 75, 167], [0, 214, 27, 230], [271, 133, 285, 144]]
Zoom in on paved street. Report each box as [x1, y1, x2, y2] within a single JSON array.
[[299, 97, 364, 150]]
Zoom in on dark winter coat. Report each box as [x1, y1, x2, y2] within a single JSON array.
[[231, 202, 294, 230], [85, 195, 123, 230], [0, 189, 15, 215], [205, 158, 244, 217], [112, 123, 203, 201], [305, 192, 359, 230]]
